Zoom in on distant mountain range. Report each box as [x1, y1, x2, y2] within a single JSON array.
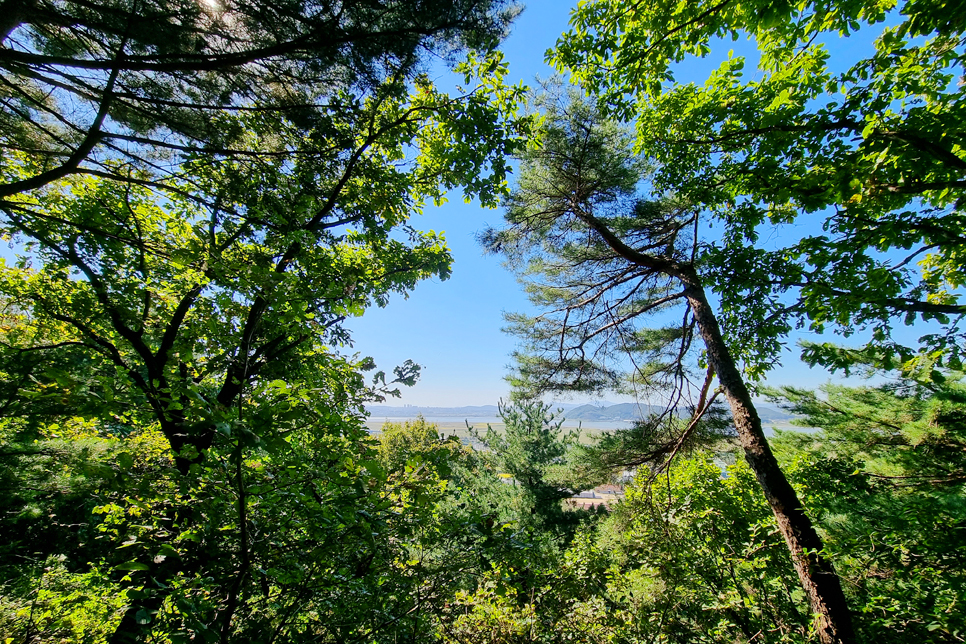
[[365, 402, 795, 423], [560, 402, 794, 423]]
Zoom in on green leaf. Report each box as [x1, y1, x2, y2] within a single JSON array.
[[116, 561, 150, 571], [116, 451, 135, 470]]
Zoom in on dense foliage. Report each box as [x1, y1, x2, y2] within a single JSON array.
[[1, 0, 963, 642], [448, 401, 966, 643], [553, 0, 966, 379], [0, 0, 531, 641]]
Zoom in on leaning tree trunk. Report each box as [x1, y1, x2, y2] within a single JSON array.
[[562, 203, 855, 642], [682, 277, 856, 644]]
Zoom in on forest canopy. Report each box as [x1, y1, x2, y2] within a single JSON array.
[[0, 0, 964, 642]]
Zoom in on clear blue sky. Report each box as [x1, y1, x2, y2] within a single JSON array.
[[348, 0, 934, 407], [346, 1, 572, 407]]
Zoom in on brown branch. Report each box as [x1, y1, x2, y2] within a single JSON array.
[[0, 339, 86, 352], [573, 207, 686, 276], [655, 369, 720, 475], [778, 279, 966, 315], [0, 40, 125, 197]]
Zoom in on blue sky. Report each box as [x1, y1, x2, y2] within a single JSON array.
[[347, 1, 809, 406], [348, 0, 935, 407], [346, 1, 572, 407]]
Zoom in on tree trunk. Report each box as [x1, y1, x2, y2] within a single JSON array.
[[0, 0, 31, 43], [682, 277, 856, 644], [573, 206, 855, 642]]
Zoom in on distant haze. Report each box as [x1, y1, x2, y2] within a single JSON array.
[[365, 402, 796, 424]]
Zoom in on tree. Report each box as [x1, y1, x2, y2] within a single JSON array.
[[0, 375, 468, 642], [769, 376, 966, 642], [472, 400, 585, 533], [0, 0, 518, 200], [372, 417, 538, 640], [0, 39, 528, 474], [771, 376, 966, 489], [441, 454, 812, 644], [552, 0, 966, 379], [0, 4, 528, 472], [596, 456, 811, 643], [378, 416, 457, 475], [443, 391, 966, 644], [487, 93, 855, 643], [0, 1, 531, 639]]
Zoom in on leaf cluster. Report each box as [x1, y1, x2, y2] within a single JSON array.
[[554, 0, 966, 377]]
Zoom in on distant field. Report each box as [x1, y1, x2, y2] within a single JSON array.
[[364, 419, 501, 442], [364, 417, 812, 441], [366, 418, 684, 445]]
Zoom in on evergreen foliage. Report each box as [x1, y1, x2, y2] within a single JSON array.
[[487, 86, 856, 642], [471, 399, 587, 534], [0, 0, 520, 200]]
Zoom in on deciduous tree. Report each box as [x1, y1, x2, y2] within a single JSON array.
[[553, 0, 966, 379], [0, 1, 531, 640], [0, 42, 528, 473]]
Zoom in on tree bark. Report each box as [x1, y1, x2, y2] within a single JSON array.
[[0, 0, 32, 43], [681, 276, 856, 644], [574, 204, 856, 642]]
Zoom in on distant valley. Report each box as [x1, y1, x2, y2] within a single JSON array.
[[365, 402, 797, 424]]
